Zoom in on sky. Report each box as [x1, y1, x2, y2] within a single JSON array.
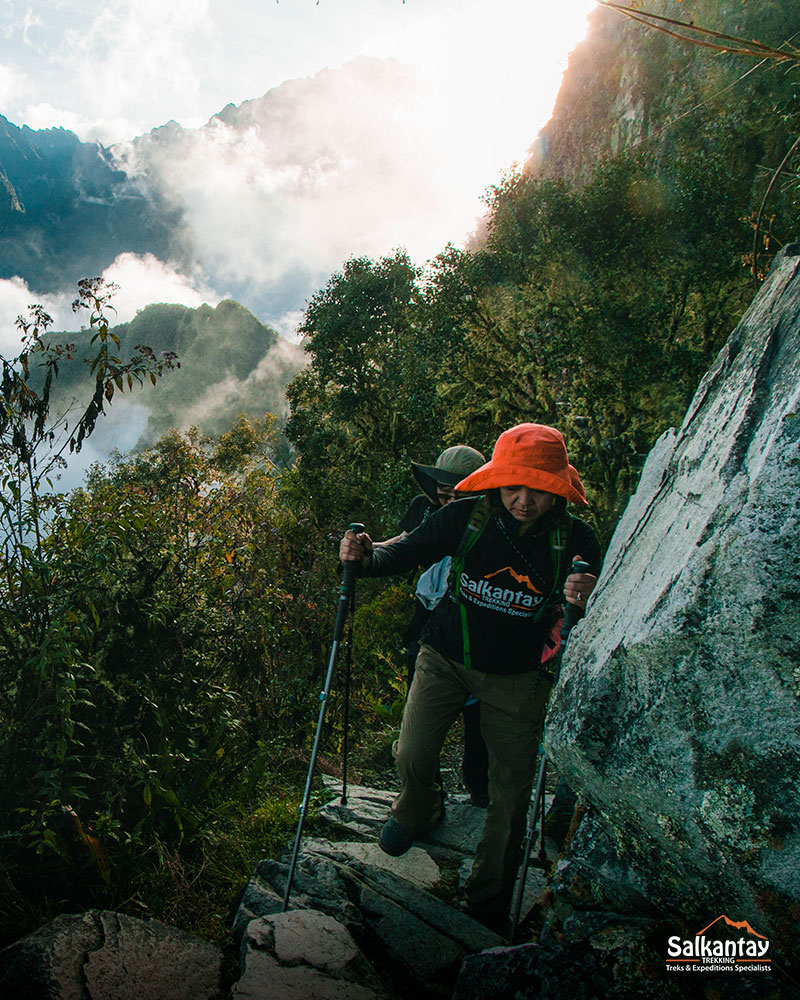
[[0, 0, 598, 341]]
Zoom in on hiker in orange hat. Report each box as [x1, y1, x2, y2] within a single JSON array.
[[339, 423, 601, 934]]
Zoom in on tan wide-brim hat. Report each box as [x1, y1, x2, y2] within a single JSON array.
[[411, 445, 486, 502], [455, 423, 587, 506]]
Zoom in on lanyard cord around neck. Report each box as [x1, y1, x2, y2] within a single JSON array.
[[452, 509, 570, 670]]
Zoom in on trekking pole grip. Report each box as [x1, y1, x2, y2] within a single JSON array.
[[562, 559, 591, 634], [341, 522, 365, 590]]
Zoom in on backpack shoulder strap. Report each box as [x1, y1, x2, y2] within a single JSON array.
[[449, 496, 491, 670], [547, 512, 573, 597], [453, 495, 491, 562]]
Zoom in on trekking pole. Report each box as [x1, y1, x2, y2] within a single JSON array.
[[281, 522, 365, 912], [340, 585, 356, 805], [508, 559, 590, 943]]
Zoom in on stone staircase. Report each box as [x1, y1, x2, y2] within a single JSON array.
[[229, 777, 549, 999]]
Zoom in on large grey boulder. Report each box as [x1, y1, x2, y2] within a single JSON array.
[[0, 909, 223, 1000], [545, 244, 800, 953]]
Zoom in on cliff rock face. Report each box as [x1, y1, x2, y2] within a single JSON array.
[[526, 5, 660, 184], [546, 244, 800, 953], [526, 0, 793, 187]]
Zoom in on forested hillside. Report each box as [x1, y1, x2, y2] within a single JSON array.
[[1, 0, 798, 963]]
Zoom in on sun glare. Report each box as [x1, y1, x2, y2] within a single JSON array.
[[353, 0, 596, 201]]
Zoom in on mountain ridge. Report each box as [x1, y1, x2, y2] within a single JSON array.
[[0, 113, 184, 289], [41, 297, 304, 451]]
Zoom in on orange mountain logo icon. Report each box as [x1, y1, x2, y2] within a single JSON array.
[[696, 915, 767, 939], [485, 566, 542, 594]]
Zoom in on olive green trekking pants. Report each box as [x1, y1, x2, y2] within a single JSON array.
[[391, 642, 552, 922]]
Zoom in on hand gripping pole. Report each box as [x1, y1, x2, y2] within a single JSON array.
[[508, 559, 590, 943], [281, 523, 365, 912]]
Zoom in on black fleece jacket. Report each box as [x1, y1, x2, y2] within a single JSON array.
[[364, 496, 601, 675]]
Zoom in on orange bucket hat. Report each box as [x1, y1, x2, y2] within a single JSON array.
[[455, 423, 587, 506]]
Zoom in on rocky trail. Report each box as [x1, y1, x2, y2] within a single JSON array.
[[228, 775, 550, 999], [0, 777, 553, 1000]]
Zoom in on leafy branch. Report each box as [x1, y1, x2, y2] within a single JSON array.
[[598, 1, 799, 62], [0, 277, 179, 566]]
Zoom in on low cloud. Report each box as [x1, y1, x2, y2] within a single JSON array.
[[101, 253, 221, 323], [0, 254, 220, 354], [172, 334, 303, 437], [20, 102, 143, 146], [55, 397, 152, 493], [0, 276, 73, 355], [271, 309, 306, 344], [119, 58, 492, 319]]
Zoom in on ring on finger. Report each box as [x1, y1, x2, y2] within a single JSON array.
[[577, 592, 582, 601]]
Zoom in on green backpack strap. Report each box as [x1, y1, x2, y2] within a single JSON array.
[[452, 505, 572, 671], [450, 497, 491, 670], [547, 512, 572, 602]]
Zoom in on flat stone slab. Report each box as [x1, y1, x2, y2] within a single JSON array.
[[302, 838, 441, 891], [318, 782, 396, 837], [352, 860, 503, 954], [234, 855, 362, 939], [357, 885, 467, 988], [422, 799, 487, 855], [232, 910, 387, 1000], [319, 779, 556, 861]]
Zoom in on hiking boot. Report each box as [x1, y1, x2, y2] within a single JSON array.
[[378, 818, 414, 857]]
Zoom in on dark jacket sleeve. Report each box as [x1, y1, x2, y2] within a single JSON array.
[[367, 497, 475, 579]]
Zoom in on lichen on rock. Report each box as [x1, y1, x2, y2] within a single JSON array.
[[544, 245, 800, 961]]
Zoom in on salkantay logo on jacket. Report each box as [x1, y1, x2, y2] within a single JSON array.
[[459, 566, 544, 618], [666, 915, 771, 974]]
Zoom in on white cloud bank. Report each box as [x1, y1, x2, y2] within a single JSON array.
[[1, 1, 596, 147], [115, 51, 574, 328], [101, 253, 221, 322], [0, 253, 220, 351]]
